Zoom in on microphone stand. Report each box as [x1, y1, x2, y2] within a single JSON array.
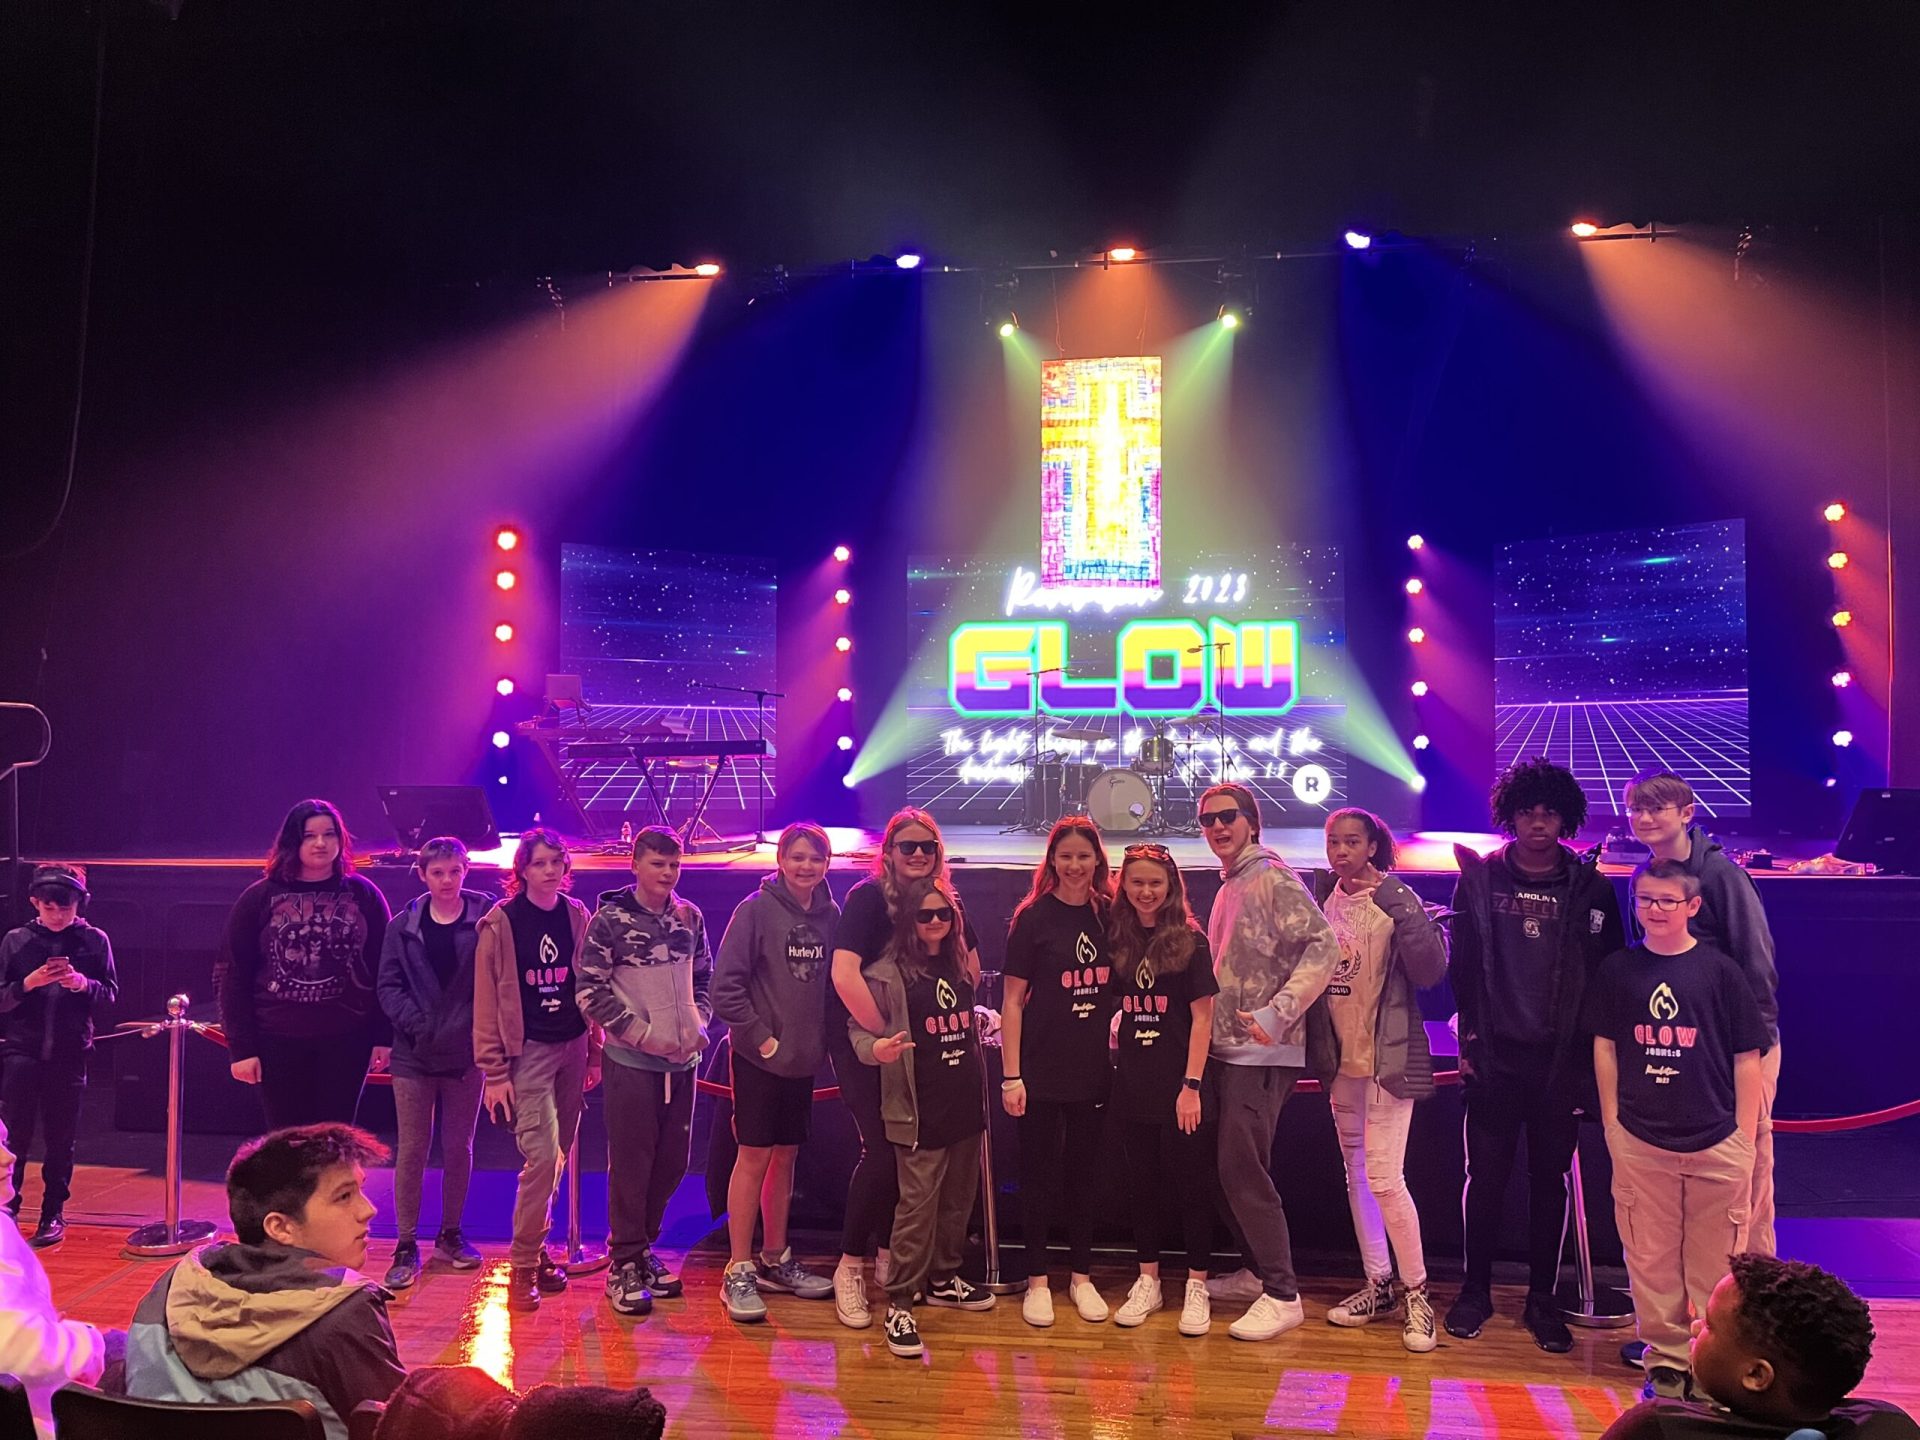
[[1183, 639, 1237, 786], [704, 683, 784, 851], [998, 668, 1063, 836]]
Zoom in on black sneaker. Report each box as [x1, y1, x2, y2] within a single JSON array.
[[535, 1255, 570, 1295], [926, 1275, 996, 1311], [1621, 1339, 1649, 1370], [27, 1213, 65, 1249], [1523, 1291, 1573, 1353], [606, 1261, 654, 1317], [1444, 1288, 1494, 1339], [639, 1246, 683, 1298], [384, 1241, 421, 1290], [1644, 1366, 1691, 1401], [435, 1229, 483, 1270], [884, 1305, 924, 1358]]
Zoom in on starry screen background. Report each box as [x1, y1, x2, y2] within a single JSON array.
[[1494, 520, 1751, 817]]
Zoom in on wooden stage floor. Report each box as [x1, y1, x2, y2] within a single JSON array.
[[37, 1223, 1920, 1438]]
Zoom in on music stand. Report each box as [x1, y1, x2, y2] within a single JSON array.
[[1835, 788, 1920, 874], [377, 785, 501, 852]]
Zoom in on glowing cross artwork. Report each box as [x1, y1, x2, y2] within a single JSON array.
[[1040, 356, 1162, 591]]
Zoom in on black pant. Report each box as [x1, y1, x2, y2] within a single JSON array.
[[1120, 1118, 1217, 1274], [831, 1036, 896, 1256], [604, 1062, 694, 1265], [2, 1053, 86, 1214], [258, 1033, 372, 1129], [1017, 1096, 1103, 1279], [1461, 1072, 1580, 1295]]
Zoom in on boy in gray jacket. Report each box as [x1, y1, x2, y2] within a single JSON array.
[[576, 826, 712, 1318], [711, 822, 841, 1321]]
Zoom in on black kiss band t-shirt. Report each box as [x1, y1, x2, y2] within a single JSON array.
[[1003, 894, 1114, 1105], [507, 893, 586, 1044], [905, 969, 985, 1150], [1111, 932, 1218, 1124]]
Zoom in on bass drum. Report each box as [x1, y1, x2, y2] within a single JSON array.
[[1086, 768, 1154, 834]]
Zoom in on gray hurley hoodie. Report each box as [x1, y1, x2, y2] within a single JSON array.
[[711, 874, 841, 1080]]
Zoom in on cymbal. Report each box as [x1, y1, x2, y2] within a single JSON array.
[[1052, 727, 1106, 742]]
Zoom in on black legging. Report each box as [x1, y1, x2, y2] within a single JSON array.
[[1017, 1096, 1103, 1279], [831, 1034, 897, 1256], [1120, 1118, 1218, 1274]]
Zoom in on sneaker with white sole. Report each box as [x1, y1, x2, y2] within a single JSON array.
[[1402, 1283, 1438, 1353], [926, 1275, 996, 1311], [1229, 1293, 1306, 1341], [1114, 1275, 1162, 1327], [1206, 1268, 1264, 1303], [1179, 1278, 1212, 1336], [757, 1247, 834, 1300], [1069, 1279, 1110, 1322], [722, 1261, 767, 1323], [834, 1264, 873, 1329], [1326, 1276, 1397, 1327], [884, 1305, 924, 1358], [1022, 1285, 1055, 1327]]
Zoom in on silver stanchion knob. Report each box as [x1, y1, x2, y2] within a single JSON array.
[[126, 993, 222, 1258], [563, 1131, 608, 1274]]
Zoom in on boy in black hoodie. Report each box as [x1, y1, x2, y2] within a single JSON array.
[[1445, 758, 1624, 1353], [0, 863, 118, 1247]]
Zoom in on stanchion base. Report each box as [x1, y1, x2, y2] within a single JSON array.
[[982, 1275, 1023, 1295], [565, 1242, 611, 1276], [1557, 1279, 1636, 1328], [125, 1218, 220, 1258]]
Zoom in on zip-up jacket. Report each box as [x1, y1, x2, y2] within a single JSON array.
[[847, 948, 925, 1148], [472, 894, 599, 1085], [0, 921, 118, 1064], [376, 891, 489, 1078], [1304, 871, 1450, 1099]]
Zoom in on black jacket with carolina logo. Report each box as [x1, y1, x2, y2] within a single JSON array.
[[711, 874, 840, 1081]]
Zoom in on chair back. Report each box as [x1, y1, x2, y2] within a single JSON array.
[[52, 1385, 325, 1440]]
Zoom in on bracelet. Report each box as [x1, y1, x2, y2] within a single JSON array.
[[1001, 1077, 1024, 1088]]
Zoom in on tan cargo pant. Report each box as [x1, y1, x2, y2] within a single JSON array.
[[1606, 1121, 1755, 1374]]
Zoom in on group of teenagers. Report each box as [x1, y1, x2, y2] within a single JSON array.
[[1, 761, 1914, 1439]]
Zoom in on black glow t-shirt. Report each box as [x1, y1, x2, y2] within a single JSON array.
[[1003, 894, 1113, 1105], [1110, 930, 1218, 1124], [506, 894, 586, 1044], [905, 968, 985, 1150]]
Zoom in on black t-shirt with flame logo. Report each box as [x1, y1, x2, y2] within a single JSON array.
[[1110, 930, 1218, 1124], [1004, 894, 1115, 1105], [905, 968, 985, 1149]]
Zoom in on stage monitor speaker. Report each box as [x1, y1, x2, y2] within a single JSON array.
[[377, 784, 500, 852], [1834, 788, 1920, 875]]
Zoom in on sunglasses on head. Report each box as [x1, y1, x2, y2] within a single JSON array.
[[916, 906, 954, 924], [893, 839, 939, 857], [1124, 843, 1173, 861], [1198, 807, 1244, 829]]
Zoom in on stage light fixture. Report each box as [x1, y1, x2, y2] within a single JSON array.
[[494, 570, 517, 591], [1570, 221, 1600, 238], [1343, 231, 1373, 251], [1824, 502, 1847, 522], [837, 735, 855, 751], [490, 730, 510, 749], [498, 776, 508, 785], [1825, 777, 1838, 788], [1406, 534, 1425, 551], [1407, 627, 1427, 644], [494, 623, 514, 643], [1834, 729, 1855, 747], [1413, 734, 1431, 750], [694, 262, 721, 277], [1832, 670, 1853, 688], [496, 678, 514, 696], [998, 316, 1019, 338], [842, 774, 858, 789], [1409, 773, 1428, 792], [833, 544, 852, 562], [494, 526, 520, 552], [835, 636, 852, 653], [1827, 551, 1849, 570], [1218, 307, 1242, 330], [896, 253, 922, 270], [837, 686, 853, 702], [1410, 680, 1429, 697], [1107, 247, 1137, 263], [834, 588, 851, 605], [1833, 609, 1853, 628], [1404, 578, 1424, 595]]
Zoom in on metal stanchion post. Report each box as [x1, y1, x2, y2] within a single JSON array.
[[1556, 1124, 1634, 1327], [979, 1026, 1019, 1294], [126, 994, 221, 1257], [564, 1132, 608, 1274]]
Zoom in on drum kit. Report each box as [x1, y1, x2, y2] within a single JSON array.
[[1009, 719, 1218, 836]]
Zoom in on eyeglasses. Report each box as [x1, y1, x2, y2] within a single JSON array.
[[916, 906, 954, 924], [1198, 807, 1244, 829], [1626, 804, 1678, 819], [1633, 894, 1689, 912], [893, 839, 939, 857], [1124, 843, 1173, 860]]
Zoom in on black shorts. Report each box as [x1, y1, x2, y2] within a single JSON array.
[[731, 1052, 815, 1148]]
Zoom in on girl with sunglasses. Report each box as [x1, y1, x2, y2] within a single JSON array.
[[849, 876, 997, 1358], [828, 809, 980, 1329], [1106, 842, 1220, 1335], [1306, 807, 1450, 1353], [1001, 817, 1115, 1326]]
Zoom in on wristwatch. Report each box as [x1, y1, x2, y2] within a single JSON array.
[[1181, 1077, 1202, 1091]]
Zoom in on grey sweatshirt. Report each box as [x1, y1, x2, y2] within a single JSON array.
[[711, 874, 840, 1080], [1207, 842, 1342, 1067]]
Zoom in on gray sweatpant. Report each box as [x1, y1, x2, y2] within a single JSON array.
[[391, 1069, 485, 1244], [1208, 1059, 1302, 1301]]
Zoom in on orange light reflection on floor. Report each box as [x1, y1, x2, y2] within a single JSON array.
[[455, 1262, 516, 1391]]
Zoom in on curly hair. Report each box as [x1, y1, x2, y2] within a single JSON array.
[[1488, 756, 1588, 835], [1729, 1252, 1876, 1413]]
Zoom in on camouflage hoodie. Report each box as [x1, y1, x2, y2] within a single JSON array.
[[576, 886, 712, 1073], [1207, 842, 1341, 1066]]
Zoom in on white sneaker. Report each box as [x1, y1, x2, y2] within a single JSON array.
[[1022, 1285, 1055, 1327], [1229, 1293, 1307, 1342], [1402, 1283, 1439, 1354], [1114, 1275, 1162, 1327], [1179, 1278, 1212, 1336], [1070, 1279, 1110, 1322], [833, 1264, 872, 1330], [1207, 1268, 1264, 1302]]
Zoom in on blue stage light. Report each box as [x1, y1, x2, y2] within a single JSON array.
[[1344, 230, 1372, 251], [896, 253, 922, 270]]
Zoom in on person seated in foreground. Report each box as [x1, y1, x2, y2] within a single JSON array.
[[1601, 1252, 1919, 1440], [124, 1123, 407, 1437]]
